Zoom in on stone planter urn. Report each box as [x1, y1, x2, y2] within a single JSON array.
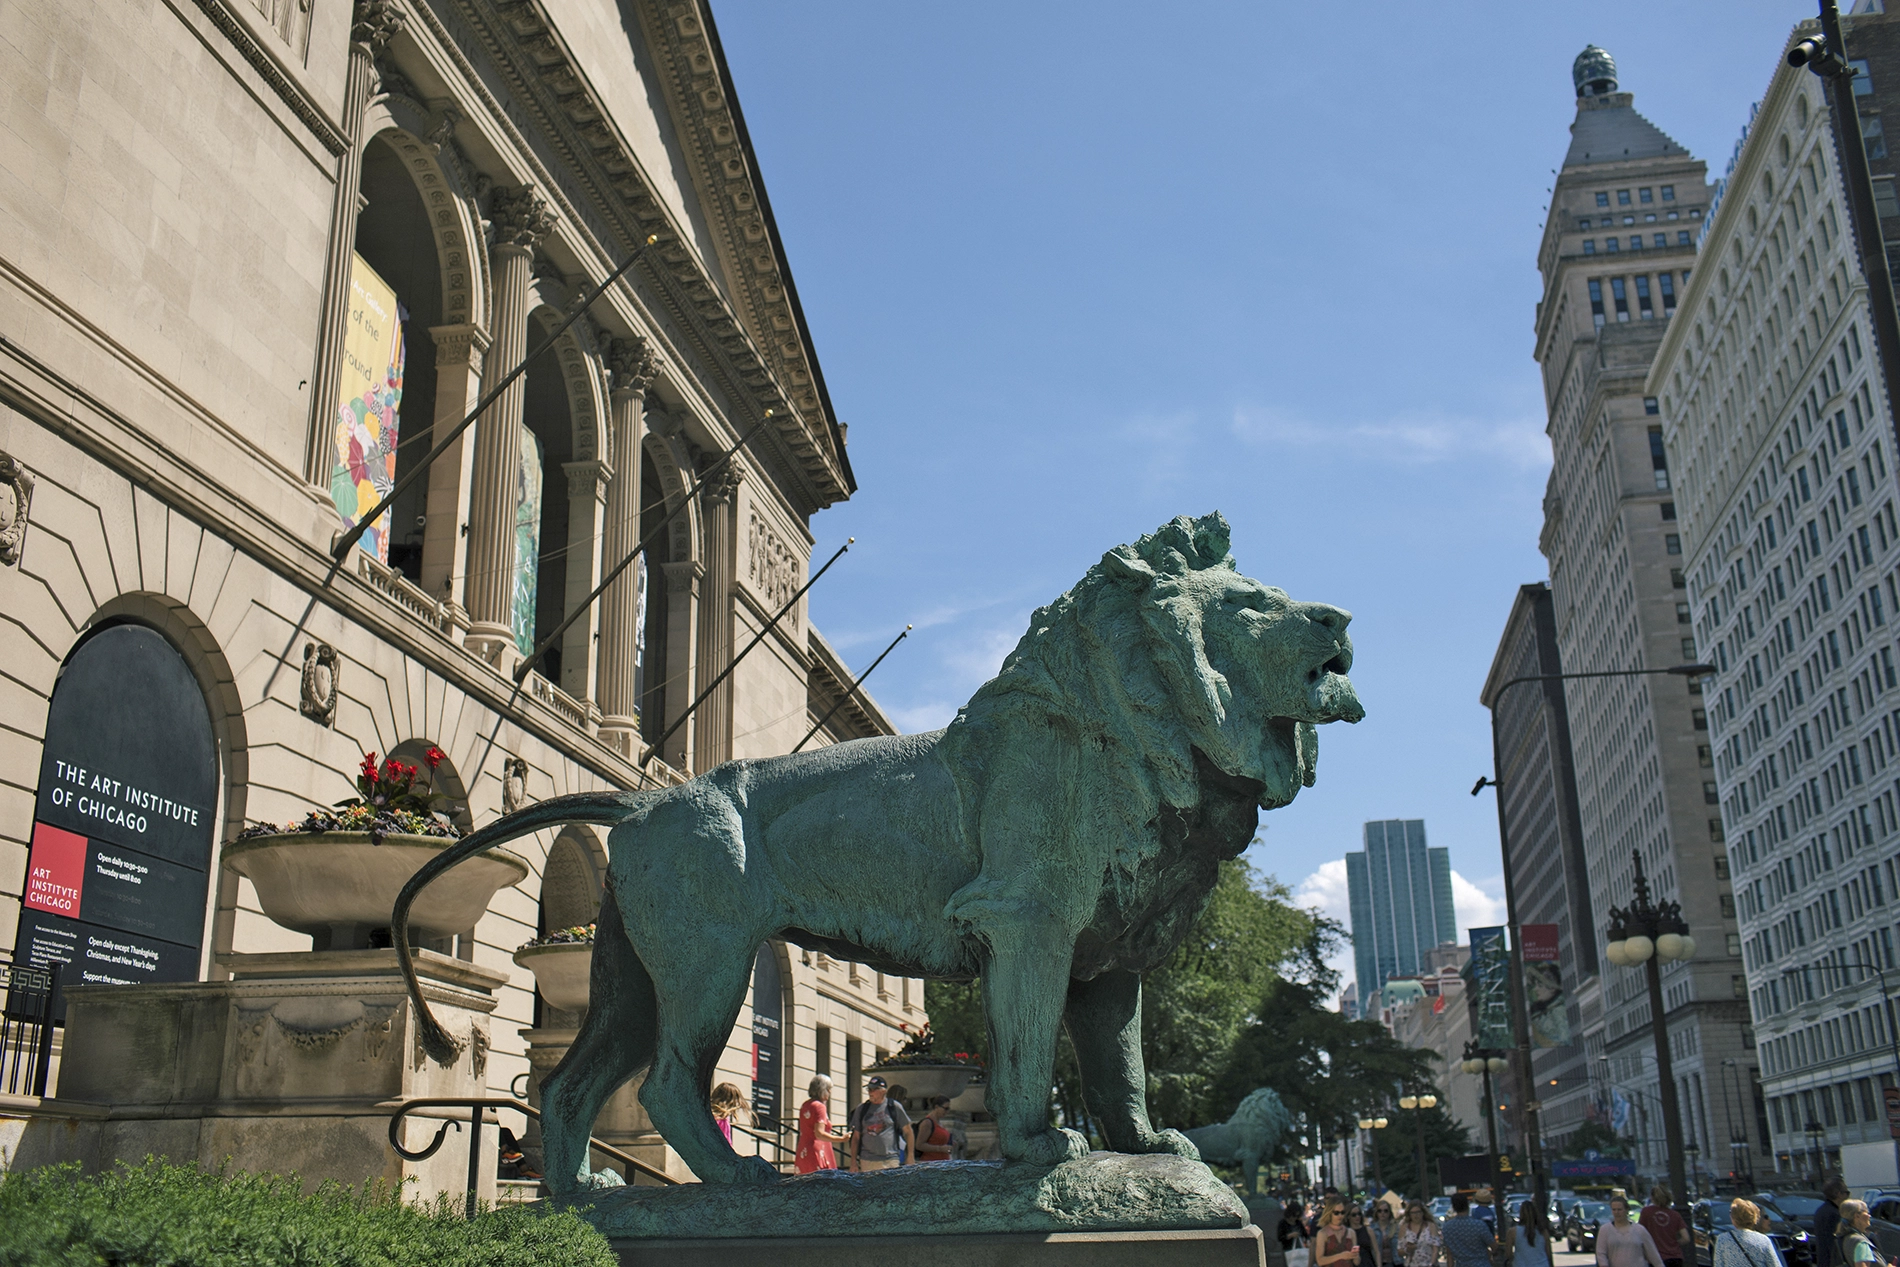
[[867, 1063, 978, 1103], [223, 831, 528, 949], [514, 941, 593, 1013]]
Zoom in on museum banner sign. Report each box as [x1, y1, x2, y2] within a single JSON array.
[[1468, 925, 1513, 1050], [11, 625, 217, 1021], [1521, 922, 1572, 1048]]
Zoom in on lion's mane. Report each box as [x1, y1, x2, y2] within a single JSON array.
[[937, 511, 1258, 895]]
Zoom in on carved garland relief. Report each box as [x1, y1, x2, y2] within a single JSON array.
[[0, 453, 33, 566]]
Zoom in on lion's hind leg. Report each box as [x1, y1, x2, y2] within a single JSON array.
[[540, 895, 654, 1193], [628, 912, 777, 1185], [1063, 968, 1198, 1160]]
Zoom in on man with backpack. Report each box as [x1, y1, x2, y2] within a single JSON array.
[[847, 1076, 916, 1173]]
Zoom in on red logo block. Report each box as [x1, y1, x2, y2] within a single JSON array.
[[24, 822, 87, 916]]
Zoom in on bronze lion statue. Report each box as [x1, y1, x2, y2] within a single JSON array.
[[394, 512, 1363, 1192]]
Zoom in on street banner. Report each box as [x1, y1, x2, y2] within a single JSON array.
[[512, 426, 543, 654], [1469, 926, 1513, 1049], [1521, 922, 1572, 1047], [1885, 1085, 1900, 1140], [330, 253, 405, 563]]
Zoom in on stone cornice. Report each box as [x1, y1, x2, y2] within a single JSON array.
[[413, 0, 851, 510]]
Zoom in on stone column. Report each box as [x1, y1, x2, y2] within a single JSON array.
[[693, 462, 742, 769], [463, 187, 553, 666], [304, 0, 405, 487], [597, 338, 658, 756], [559, 459, 610, 708], [420, 323, 489, 616], [660, 560, 701, 773]]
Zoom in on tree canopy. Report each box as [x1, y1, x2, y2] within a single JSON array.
[[925, 852, 1442, 1156]]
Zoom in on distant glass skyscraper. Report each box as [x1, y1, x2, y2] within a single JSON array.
[[1346, 820, 1456, 1011]]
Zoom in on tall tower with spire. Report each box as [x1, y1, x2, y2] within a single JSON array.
[[1527, 51, 1754, 1177]]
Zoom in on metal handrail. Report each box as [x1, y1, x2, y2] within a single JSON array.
[[388, 1095, 678, 1216]]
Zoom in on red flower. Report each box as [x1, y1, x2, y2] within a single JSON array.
[[425, 746, 445, 769], [360, 753, 379, 784]]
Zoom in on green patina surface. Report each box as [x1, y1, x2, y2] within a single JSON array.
[[396, 512, 1364, 1232]]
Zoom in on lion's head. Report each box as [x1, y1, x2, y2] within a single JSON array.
[[940, 511, 1363, 885]]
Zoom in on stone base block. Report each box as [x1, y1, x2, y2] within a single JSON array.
[[610, 1227, 1265, 1267], [559, 1152, 1249, 1240]]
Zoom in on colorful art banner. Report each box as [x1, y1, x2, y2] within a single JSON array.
[[512, 426, 543, 655], [330, 253, 405, 563], [1469, 925, 1513, 1050], [1521, 922, 1572, 1048]]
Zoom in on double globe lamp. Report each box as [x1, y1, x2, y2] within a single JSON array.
[[1459, 1056, 1509, 1076], [1603, 929, 1697, 967]]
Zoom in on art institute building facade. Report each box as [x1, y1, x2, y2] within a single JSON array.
[[0, 0, 920, 1189]]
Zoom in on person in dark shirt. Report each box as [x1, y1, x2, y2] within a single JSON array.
[[1816, 1179, 1850, 1267]]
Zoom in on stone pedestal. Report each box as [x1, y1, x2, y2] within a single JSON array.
[[520, 1025, 688, 1183], [9, 949, 507, 1201], [611, 1227, 1266, 1267]]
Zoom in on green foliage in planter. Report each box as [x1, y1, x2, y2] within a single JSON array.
[[0, 1159, 616, 1267]]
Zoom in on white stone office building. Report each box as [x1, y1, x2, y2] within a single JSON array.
[[1653, 11, 1900, 1182], [0, 0, 920, 1191], [1533, 47, 1761, 1184]]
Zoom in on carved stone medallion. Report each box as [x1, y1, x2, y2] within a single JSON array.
[[0, 453, 33, 566], [300, 642, 340, 725]]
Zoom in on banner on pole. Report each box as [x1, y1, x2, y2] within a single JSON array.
[[1520, 922, 1572, 1048], [330, 253, 405, 563], [1469, 926, 1513, 1049]]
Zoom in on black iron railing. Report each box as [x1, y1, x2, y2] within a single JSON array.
[[388, 1096, 678, 1216], [0, 957, 55, 1098]]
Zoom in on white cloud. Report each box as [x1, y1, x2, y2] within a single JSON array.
[[1453, 870, 1507, 932], [1295, 858, 1350, 923], [1230, 404, 1550, 471]]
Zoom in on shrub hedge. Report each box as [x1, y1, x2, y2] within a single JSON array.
[[0, 1159, 617, 1266]]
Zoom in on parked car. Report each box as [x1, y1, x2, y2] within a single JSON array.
[[1566, 1200, 1614, 1253], [1430, 1197, 1453, 1221], [1692, 1197, 1813, 1267]]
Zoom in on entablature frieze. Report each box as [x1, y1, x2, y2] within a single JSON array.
[[383, 0, 851, 516]]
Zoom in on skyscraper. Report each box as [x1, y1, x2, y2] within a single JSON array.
[[1533, 45, 1754, 1174], [1347, 820, 1457, 1011], [1653, 9, 1900, 1181], [1481, 583, 1597, 1153]]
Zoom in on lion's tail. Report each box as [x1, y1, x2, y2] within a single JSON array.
[[396, 791, 636, 1063]]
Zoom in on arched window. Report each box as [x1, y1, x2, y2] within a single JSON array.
[[346, 134, 445, 582]]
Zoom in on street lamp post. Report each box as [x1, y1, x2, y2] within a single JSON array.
[[1479, 660, 1714, 1204], [1720, 1058, 1755, 1188], [1359, 1112, 1390, 1193], [1605, 848, 1697, 1209], [1461, 1041, 1511, 1192], [1400, 1089, 1440, 1200]]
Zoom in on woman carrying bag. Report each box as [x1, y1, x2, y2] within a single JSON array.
[[1712, 1200, 1786, 1267], [1397, 1201, 1446, 1267]]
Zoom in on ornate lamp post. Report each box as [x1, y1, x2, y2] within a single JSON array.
[[1461, 1041, 1512, 1192], [1399, 1088, 1439, 1199], [1359, 1111, 1390, 1193], [1604, 849, 1696, 1208]]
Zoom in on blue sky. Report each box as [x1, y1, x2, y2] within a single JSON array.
[[712, 1, 1812, 984]]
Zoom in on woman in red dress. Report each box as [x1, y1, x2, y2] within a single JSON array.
[[794, 1074, 851, 1173]]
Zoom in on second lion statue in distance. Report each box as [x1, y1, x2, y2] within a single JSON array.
[[394, 511, 1363, 1193]]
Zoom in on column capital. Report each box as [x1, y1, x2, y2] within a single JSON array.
[[564, 459, 612, 504], [662, 559, 704, 594], [489, 186, 555, 252], [699, 458, 744, 505], [351, 0, 405, 52], [608, 335, 660, 400], [429, 322, 491, 370]]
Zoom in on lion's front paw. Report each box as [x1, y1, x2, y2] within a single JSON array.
[[1013, 1126, 1091, 1167], [577, 1167, 626, 1190], [1137, 1128, 1200, 1160]]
